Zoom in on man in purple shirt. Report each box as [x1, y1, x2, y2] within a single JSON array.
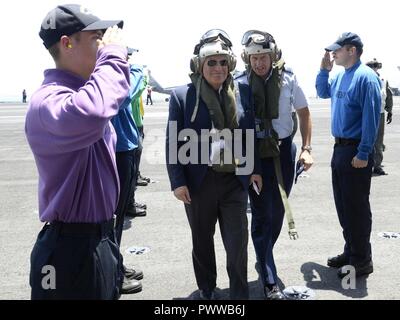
[[26, 4, 138, 299]]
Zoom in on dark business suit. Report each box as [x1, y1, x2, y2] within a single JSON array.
[[166, 81, 259, 299]]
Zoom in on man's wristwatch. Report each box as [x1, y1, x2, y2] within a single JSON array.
[[301, 145, 312, 153]]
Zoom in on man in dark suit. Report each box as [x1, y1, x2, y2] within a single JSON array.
[[166, 29, 262, 300]]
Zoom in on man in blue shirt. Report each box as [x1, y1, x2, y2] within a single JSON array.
[[111, 60, 145, 295], [316, 32, 381, 279]]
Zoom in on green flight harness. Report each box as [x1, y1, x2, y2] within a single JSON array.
[[190, 73, 239, 173]]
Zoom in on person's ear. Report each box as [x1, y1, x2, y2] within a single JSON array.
[[60, 36, 73, 49]]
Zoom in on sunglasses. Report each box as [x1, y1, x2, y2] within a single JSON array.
[[295, 160, 305, 184], [206, 59, 228, 67]]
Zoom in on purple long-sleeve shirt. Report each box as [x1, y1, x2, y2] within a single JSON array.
[[25, 45, 130, 223]]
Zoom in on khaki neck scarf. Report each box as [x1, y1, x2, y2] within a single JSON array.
[[190, 73, 238, 130]]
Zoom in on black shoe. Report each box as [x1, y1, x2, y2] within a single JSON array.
[[199, 289, 217, 300], [126, 205, 147, 217], [135, 202, 147, 210], [139, 174, 151, 183], [327, 253, 349, 268], [136, 178, 149, 186], [124, 265, 144, 280], [337, 261, 373, 279], [121, 276, 142, 294], [373, 167, 387, 176], [264, 285, 285, 300]]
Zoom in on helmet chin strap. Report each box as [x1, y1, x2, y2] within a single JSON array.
[[191, 75, 202, 123]]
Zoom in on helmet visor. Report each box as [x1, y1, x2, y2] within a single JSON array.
[[241, 30, 275, 47]]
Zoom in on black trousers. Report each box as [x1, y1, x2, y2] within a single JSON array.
[[184, 169, 249, 300], [136, 126, 144, 179], [115, 149, 137, 245], [30, 220, 121, 300], [373, 113, 385, 169], [331, 144, 373, 265]]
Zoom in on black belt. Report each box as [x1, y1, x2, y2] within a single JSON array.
[[335, 137, 360, 146], [48, 219, 115, 236], [279, 136, 292, 143]]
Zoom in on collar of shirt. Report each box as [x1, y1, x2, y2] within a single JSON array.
[[345, 60, 361, 73], [42, 69, 86, 91], [263, 68, 273, 84]]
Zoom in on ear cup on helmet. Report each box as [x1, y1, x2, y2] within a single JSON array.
[[241, 51, 249, 65], [269, 42, 281, 61], [228, 54, 236, 72], [190, 56, 200, 73]]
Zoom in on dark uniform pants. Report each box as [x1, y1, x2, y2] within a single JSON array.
[[184, 169, 249, 300], [331, 144, 373, 264], [373, 113, 385, 169], [30, 220, 121, 300], [249, 137, 296, 286], [128, 126, 143, 207], [115, 149, 137, 246]]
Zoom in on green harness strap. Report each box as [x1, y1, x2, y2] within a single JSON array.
[[273, 156, 298, 240]]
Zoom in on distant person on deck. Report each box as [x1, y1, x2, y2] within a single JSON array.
[[22, 89, 27, 103], [146, 86, 153, 105]]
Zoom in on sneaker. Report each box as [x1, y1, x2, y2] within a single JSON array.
[[264, 285, 285, 300], [373, 167, 387, 176], [124, 265, 144, 280]]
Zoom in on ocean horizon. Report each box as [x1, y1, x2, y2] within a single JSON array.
[[0, 95, 24, 103]]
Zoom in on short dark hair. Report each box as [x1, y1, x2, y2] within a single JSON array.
[[48, 43, 60, 61], [344, 44, 363, 57], [48, 33, 81, 62]]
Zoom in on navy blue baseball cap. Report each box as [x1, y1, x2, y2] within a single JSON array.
[[325, 32, 363, 52], [39, 4, 124, 49]]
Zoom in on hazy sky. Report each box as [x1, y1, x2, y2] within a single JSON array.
[[1, 0, 399, 99]]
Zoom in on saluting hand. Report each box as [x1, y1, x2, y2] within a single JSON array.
[[351, 156, 368, 169], [174, 186, 192, 204], [321, 51, 333, 71], [97, 25, 125, 50]]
